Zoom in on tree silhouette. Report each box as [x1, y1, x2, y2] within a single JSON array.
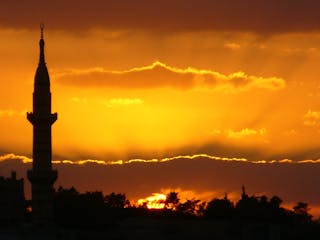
[[270, 195, 282, 209], [54, 187, 106, 228], [48, 185, 320, 237], [165, 191, 179, 210], [293, 202, 312, 223], [205, 195, 234, 219], [104, 192, 130, 208], [54, 186, 81, 227], [177, 199, 201, 216], [235, 187, 288, 223]]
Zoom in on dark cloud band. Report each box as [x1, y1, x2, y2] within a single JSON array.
[[1, 0, 320, 33]]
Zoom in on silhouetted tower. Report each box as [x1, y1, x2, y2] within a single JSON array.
[[27, 25, 58, 226]]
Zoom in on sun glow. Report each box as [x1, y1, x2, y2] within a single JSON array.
[[137, 193, 166, 209]]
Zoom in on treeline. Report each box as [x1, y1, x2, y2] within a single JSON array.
[[50, 186, 319, 231]]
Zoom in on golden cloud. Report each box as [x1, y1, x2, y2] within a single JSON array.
[[0, 153, 32, 163], [0, 109, 26, 117], [224, 43, 241, 50], [210, 128, 267, 139], [57, 61, 286, 92], [104, 98, 144, 108], [227, 128, 267, 139], [303, 110, 320, 126], [70, 97, 88, 104]]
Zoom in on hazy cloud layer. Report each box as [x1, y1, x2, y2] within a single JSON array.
[[56, 61, 285, 91], [1, 0, 320, 34]]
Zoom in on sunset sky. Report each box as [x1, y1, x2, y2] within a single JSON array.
[[1, 0, 320, 214]]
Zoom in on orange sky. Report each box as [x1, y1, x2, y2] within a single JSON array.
[[1, 0, 320, 214]]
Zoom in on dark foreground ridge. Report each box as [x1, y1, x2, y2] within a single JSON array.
[[1, 184, 320, 240]]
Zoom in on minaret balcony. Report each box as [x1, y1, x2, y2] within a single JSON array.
[[27, 112, 58, 125], [27, 169, 58, 185]]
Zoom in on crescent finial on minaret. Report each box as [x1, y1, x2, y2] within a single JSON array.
[[40, 23, 45, 39], [39, 23, 45, 65]]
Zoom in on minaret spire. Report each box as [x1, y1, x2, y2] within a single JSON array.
[[27, 26, 58, 227]]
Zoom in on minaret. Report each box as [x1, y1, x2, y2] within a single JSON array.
[[27, 25, 58, 226]]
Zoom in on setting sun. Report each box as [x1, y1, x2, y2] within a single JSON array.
[[137, 193, 166, 209]]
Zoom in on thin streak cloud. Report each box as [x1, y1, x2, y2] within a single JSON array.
[[3, 153, 320, 166]]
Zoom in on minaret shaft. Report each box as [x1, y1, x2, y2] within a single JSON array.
[[27, 27, 58, 226]]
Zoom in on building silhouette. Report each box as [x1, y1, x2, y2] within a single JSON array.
[[0, 172, 25, 224], [27, 25, 58, 226]]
